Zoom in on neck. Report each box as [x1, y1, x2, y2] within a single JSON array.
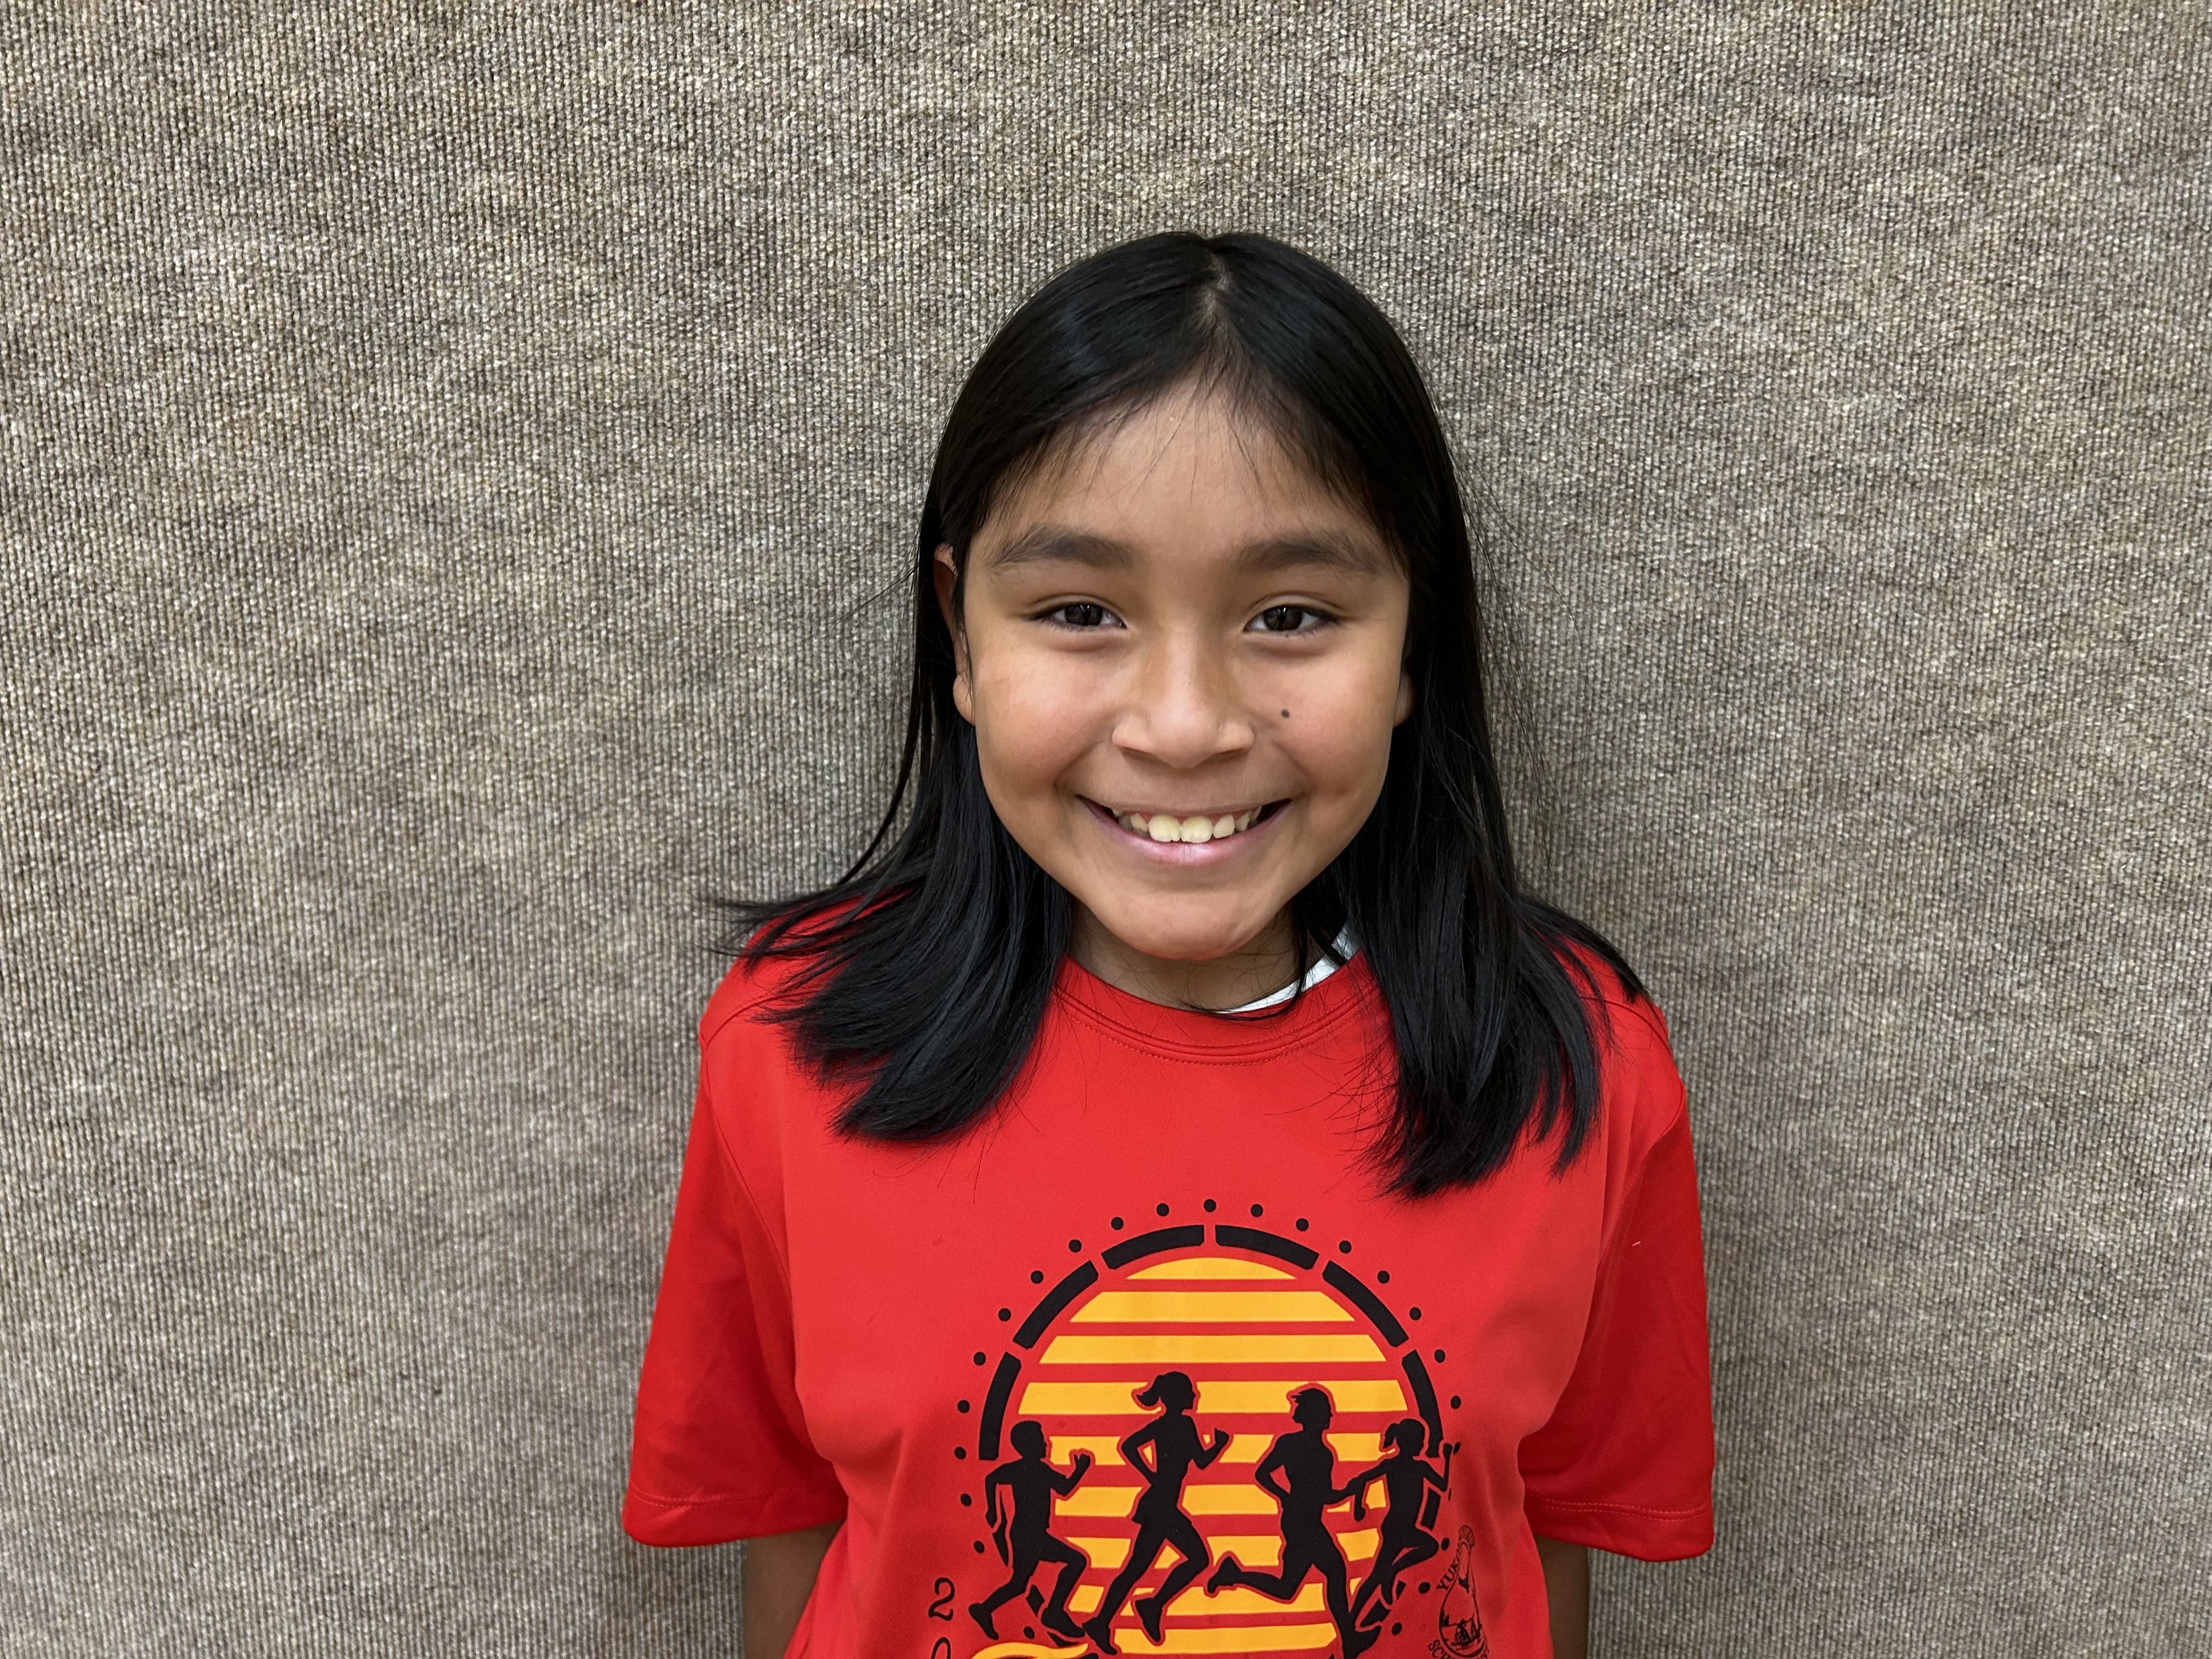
[[1069, 906, 1309, 1011]]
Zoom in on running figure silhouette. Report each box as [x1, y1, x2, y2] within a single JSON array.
[[1203, 1387, 1376, 1657], [968, 1420, 1094, 1642], [1080, 1370, 1230, 1654], [1342, 1418, 1454, 1630]]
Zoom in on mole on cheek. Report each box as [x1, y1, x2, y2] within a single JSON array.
[[1279, 709, 1291, 719]]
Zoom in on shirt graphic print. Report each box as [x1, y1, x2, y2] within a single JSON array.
[[956, 1205, 1476, 1657]]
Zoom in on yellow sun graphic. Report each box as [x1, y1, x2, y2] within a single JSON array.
[[965, 1211, 1449, 1657]]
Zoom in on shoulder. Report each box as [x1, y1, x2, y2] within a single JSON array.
[[697, 942, 818, 1053], [1553, 935, 1689, 1144], [696, 889, 888, 1051], [1551, 930, 1667, 1036], [686, 943, 849, 1234], [693, 911, 867, 1113]]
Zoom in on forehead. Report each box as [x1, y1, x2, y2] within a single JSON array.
[[975, 386, 1389, 565]]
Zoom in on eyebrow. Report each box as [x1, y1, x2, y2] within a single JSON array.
[[984, 527, 1133, 572], [1233, 532, 1392, 577], [983, 526, 1391, 577]]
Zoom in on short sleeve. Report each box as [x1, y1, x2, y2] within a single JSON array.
[[1518, 1011, 1716, 1560], [620, 1057, 848, 1546]]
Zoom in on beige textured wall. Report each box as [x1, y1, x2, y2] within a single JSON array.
[[4, 4, 2207, 1654]]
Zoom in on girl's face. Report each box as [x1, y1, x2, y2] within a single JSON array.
[[938, 382, 1413, 1008]]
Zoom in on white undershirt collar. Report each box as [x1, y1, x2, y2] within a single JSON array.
[[1219, 928, 1358, 1014]]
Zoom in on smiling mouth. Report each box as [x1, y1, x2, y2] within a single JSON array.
[[1093, 801, 1283, 845]]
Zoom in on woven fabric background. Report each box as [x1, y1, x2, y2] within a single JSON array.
[[4, 3, 2207, 1654]]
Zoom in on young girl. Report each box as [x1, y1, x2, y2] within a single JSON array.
[[622, 232, 1714, 1659]]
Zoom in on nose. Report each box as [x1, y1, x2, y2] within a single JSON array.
[[1111, 626, 1254, 769]]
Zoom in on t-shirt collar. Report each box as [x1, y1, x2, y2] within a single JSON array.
[[1050, 936, 1373, 1059]]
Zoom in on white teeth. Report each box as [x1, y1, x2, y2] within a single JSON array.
[[1114, 806, 1269, 843]]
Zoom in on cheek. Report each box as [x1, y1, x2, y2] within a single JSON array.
[[1287, 667, 1402, 807], [968, 655, 1096, 804]]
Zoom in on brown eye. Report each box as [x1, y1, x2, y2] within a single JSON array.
[[1048, 602, 1112, 628], [1255, 605, 1322, 633]]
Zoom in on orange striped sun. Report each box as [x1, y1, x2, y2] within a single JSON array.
[[963, 1208, 1449, 1658]]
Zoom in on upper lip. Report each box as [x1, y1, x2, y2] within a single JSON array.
[[1090, 799, 1273, 817]]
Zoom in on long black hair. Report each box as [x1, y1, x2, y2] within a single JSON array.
[[712, 230, 1646, 1197]]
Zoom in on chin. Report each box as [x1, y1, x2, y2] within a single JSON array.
[[1098, 909, 1268, 964]]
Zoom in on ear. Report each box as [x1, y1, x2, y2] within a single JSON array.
[[933, 545, 975, 723], [1393, 665, 1416, 726]]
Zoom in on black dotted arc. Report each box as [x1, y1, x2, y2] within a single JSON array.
[[1103, 1224, 1205, 1269]]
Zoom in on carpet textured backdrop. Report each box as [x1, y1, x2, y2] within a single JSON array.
[[5, 3, 2208, 1654]]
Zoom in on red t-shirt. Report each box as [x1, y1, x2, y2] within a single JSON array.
[[623, 946, 1713, 1659]]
